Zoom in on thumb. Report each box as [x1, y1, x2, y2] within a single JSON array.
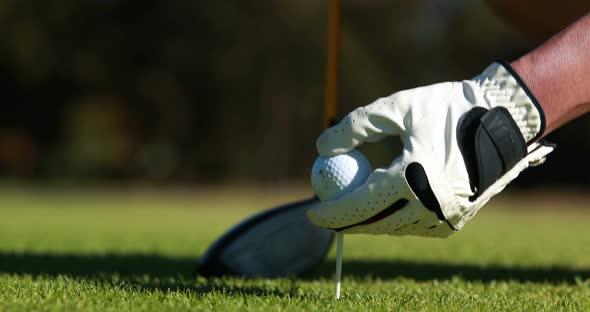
[[307, 156, 410, 231], [316, 96, 406, 156]]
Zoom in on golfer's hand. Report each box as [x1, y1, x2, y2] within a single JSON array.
[[307, 62, 554, 237]]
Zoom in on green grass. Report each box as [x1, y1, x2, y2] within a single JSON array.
[[0, 187, 589, 311]]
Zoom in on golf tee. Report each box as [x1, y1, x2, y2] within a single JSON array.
[[335, 231, 343, 299]]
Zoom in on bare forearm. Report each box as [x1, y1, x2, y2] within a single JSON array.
[[512, 13, 590, 135]]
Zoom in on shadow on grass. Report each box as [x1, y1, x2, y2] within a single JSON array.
[[0, 252, 588, 291], [0, 253, 196, 278], [0, 252, 292, 296], [311, 260, 590, 284]]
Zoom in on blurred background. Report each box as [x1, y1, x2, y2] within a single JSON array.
[[0, 0, 588, 188]]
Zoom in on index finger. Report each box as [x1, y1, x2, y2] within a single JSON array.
[[316, 98, 403, 156]]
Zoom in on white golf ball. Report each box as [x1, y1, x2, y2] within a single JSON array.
[[311, 150, 371, 200]]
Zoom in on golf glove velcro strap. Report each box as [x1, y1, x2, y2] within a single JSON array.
[[307, 62, 554, 238], [461, 106, 527, 198]]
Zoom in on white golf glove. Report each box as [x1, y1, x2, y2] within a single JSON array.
[[307, 62, 554, 237]]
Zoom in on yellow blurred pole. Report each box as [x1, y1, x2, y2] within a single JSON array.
[[324, 0, 341, 128], [325, 1, 344, 299]]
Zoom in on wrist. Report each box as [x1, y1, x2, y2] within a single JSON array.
[[511, 56, 556, 133], [472, 62, 546, 143]]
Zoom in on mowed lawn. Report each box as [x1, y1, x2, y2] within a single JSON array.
[[0, 186, 589, 311]]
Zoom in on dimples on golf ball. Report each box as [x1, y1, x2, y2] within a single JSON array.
[[311, 150, 371, 200]]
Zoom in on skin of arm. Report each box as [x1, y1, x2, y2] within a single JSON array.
[[511, 13, 590, 135]]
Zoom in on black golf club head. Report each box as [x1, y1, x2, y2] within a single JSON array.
[[196, 197, 334, 278]]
